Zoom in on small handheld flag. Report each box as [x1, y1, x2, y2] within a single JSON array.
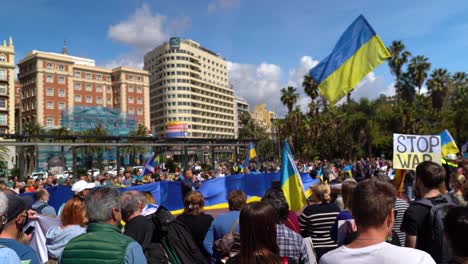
[[309, 15, 391, 105], [439, 129, 459, 158], [142, 152, 156, 176], [280, 141, 307, 211], [244, 142, 257, 168]]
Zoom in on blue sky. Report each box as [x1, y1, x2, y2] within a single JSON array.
[[2, 0, 468, 115]]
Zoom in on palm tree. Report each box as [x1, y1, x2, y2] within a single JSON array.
[[427, 68, 451, 110], [302, 75, 319, 101], [23, 121, 45, 173], [49, 126, 73, 171], [387, 41, 411, 100], [396, 71, 417, 103], [124, 124, 149, 165], [409, 55, 431, 95], [280, 86, 298, 114]]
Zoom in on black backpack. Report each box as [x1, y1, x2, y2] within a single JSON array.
[[414, 194, 457, 264], [147, 206, 207, 264]]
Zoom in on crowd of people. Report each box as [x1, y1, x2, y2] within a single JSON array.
[[0, 156, 466, 263]]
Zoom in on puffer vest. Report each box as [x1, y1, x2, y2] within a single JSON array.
[[61, 222, 134, 264]]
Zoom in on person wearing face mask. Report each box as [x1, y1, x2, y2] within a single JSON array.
[[0, 191, 40, 264]]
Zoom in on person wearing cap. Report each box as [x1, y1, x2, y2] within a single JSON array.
[[0, 192, 21, 263], [442, 154, 458, 191], [0, 191, 40, 264], [71, 180, 96, 197]]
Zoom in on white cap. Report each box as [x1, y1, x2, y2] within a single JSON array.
[[444, 154, 457, 161], [71, 180, 96, 194]]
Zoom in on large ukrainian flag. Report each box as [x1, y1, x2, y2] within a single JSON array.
[[310, 15, 391, 105], [280, 141, 307, 211], [440, 129, 459, 157]]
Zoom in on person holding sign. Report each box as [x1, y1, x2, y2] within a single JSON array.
[[393, 134, 442, 171]]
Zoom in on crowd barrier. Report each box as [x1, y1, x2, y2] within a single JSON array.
[[23, 172, 320, 212]]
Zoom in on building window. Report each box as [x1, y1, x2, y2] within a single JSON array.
[[106, 98, 111, 104], [46, 101, 54, 109], [58, 76, 65, 84], [137, 76, 141, 82], [128, 86, 134, 92], [74, 71, 81, 78], [96, 74, 102, 81], [58, 89, 65, 97], [129, 108, 134, 114], [128, 97, 134, 103], [106, 86, 112, 93], [86, 96, 92, 103], [137, 98, 142, 104], [47, 118, 53, 127], [47, 63, 53, 69], [74, 83, 81, 90], [0, 114, 6, 125], [96, 85, 102, 93], [46, 88, 54, 96], [46, 74, 53, 83], [0, 55, 5, 62], [86, 84, 92, 91], [0, 99, 6, 109], [58, 65, 64, 71], [85, 73, 92, 79], [137, 86, 143, 93], [0, 84, 6, 95], [137, 108, 143, 115], [96, 96, 102, 104], [128, 74, 133, 81], [58, 102, 65, 110], [75, 95, 81, 102], [106, 75, 111, 81]]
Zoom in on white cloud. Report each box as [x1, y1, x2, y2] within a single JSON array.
[[287, 56, 320, 112], [208, 0, 240, 13], [101, 54, 143, 70], [228, 61, 284, 115], [107, 4, 190, 53], [350, 72, 395, 101]]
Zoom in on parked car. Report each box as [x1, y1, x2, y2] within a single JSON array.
[[132, 166, 143, 173], [30, 172, 48, 180], [87, 169, 100, 178], [55, 171, 72, 180], [107, 167, 124, 176]]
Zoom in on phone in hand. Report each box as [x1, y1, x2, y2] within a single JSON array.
[[24, 226, 35, 235]]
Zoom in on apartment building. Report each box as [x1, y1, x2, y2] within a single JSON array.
[[234, 96, 249, 139], [0, 37, 17, 173], [17, 50, 150, 130], [251, 104, 277, 135], [144, 38, 235, 138]]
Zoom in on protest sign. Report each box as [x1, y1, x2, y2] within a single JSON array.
[[393, 134, 441, 170]]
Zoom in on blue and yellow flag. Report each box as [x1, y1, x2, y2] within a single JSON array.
[[280, 141, 307, 211], [309, 15, 391, 105], [244, 142, 257, 168], [440, 129, 459, 158]]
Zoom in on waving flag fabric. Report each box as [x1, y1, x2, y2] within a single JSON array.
[[439, 129, 459, 157], [142, 152, 156, 176], [244, 142, 257, 168], [309, 15, 390, 104], [280, 141, 307, 211]]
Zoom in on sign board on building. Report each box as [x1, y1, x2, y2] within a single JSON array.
[[393, 133, 441, 170], [170, 37, 180, 48], [166, 121, 188, 138]]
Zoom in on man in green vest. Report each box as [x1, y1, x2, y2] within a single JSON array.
[[61, 187, 147, 264]]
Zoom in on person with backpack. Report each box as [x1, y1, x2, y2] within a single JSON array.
[[401, 161, 458, 264], [32, 189, 56, 216]]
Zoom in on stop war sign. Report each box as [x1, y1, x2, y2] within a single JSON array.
[[393, 134, 441, 170]]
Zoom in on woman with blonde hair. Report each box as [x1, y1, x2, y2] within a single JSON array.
[[449, 173, 466, 206], [176, 191, 213, 258], [299, 182, 340, 262]]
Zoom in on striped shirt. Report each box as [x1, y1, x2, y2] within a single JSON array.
[[394, 197, 409, 246], [299, 203, 340, 250]]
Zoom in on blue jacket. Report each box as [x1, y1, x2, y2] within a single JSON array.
[[203, 210, 240, 256], [46, 225, 86, 259]]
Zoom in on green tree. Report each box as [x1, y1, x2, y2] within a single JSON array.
[[49, 126, 73, 170], [280, 86, 298, 114], [124, 124, 149, 165], [409, 55, 431, 95], [23, 121, 45, 172], [427, 68, 451, 110], [388, 41, 412, 100]]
